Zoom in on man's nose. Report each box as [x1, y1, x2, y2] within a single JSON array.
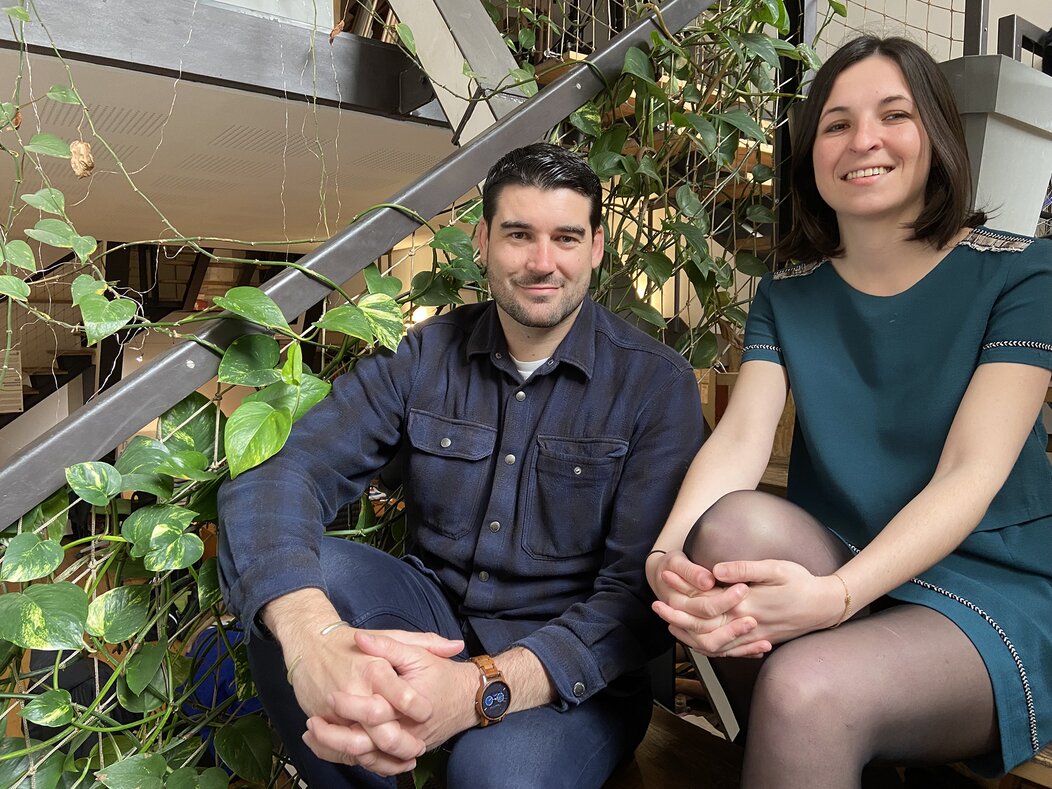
[[526, 241, 557, 273]]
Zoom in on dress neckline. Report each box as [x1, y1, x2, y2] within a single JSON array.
[[821, 227, 979, 300]]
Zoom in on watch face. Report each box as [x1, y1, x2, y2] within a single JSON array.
[[481, 680, 511, 720]]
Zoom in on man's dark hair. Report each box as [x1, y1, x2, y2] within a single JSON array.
[[779, 35, 986, 264], [482, 142, 603, 233]]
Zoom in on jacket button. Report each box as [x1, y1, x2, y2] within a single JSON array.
[[440, 437, 452, 448], [489, 521, 501, 533], [572, 682, 585, 697], [504, 454, 516, 465], [515, 391, 526, 401], [478, 571, 490, 582], [573, 466, 582, 475]]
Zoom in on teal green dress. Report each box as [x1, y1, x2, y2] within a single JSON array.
[[742, 226, 1052, 773]]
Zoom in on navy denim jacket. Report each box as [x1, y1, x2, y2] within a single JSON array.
[[218, 297, 704, 706]]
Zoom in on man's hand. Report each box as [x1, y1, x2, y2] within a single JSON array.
[[303, 631, 477, 774], [648, 550, 763, 657]]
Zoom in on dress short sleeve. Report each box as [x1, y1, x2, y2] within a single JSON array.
[[742, 272, 784, 366], [978, 239, 1052, 371]]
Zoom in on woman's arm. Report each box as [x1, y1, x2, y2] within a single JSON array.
[[644, 360, 789, 651], [713, 361, 1051, 651]]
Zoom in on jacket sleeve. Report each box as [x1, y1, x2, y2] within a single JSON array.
[[216, 337, 420, 639]]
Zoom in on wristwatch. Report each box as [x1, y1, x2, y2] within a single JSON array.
[[469, 654, 511, 726]]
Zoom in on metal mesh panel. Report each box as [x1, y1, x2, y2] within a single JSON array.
[[816, 0, 967, 61]]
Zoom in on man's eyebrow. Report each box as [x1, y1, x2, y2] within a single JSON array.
[[819, 94, 914, 120], [498, 220, 587, 237]]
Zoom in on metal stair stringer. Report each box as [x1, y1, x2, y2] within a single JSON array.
[[0, 0, 716, 526]]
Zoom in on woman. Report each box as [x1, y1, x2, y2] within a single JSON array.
[[648, 35, 1052, 786]]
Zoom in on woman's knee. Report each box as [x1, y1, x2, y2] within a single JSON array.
[[683, 490, 787, 565], [751, 639, 848, 727]]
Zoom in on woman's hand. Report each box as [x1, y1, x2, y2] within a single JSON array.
[[706, 560, 847, 653], [647, 550, 763, 657]]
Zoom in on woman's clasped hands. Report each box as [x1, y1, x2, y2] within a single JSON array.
[[648, 550, 849, 658]]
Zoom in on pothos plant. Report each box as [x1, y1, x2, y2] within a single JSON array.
[[0, 0, 843, 787]]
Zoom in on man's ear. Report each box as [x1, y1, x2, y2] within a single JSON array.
[[590, 225, 604, 270], [477, 218, 489, 264]]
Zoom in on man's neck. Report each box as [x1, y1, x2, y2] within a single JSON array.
[[496, 302, 584, 361]]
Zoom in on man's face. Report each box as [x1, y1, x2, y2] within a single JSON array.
[[478, 185, 603, 334]]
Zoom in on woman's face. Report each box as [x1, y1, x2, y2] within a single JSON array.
[[812, 55, 932, 228]]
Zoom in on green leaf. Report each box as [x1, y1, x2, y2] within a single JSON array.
[[1, 239, 35, 271], [444, 256, 483, 284], [46, 84, 81, 105], [24, 132, 71, 158], [125, 641, 167, 696], [25, 217, 74, 248], [281, 341, 303, 386], [689, 329, 719, 368], [675, 185, 705, 219], [153, 449, 216, 481], [508, 66, 538, 97], [20, 187, 65, 215], [65, 461, 122, 506], [115, 437, 175, 500], [622, 46, 654, 82], [797, 42, 823, 72], [22, 688, 74, 727], [740, 31, 780, 67], [0, 101, 16, 127], [363, 263, 402, 298], [72, 233, 97, 262], [746, 204, 776, 224], [735, 250, 770, 277], [158, 392, 225, 459], [828, 0, 847, 17], [0, 582, 87, 650], [715, 109, 768, 143], [2, 6, 30, 22], [395, 22, 416, 57], [144, 522, 204, 572], [121, 505, 195, 558], [0, 737, 66, 789], [95, 752, 166, 789], [360, 293, 405, 351], [213, 715, 272, 784], [197, 557, 223, 611], [224, 401, 293, 479], [217, 334, 281, 387], [166, 766, 230, 789], [39, 488, 69, 541], [243, 376, 331, 422], [0, 274, 30, 302], [517, 26, 535, 50], [430, 225, 475, 263], [629, 302, 666, 329], [671, 220, 712, 259], [213, 286, 290, 332], [71, 273, 106, 305], [675, 112, 717, 155], [313, 303, 372, 343], [115, 653, 188, 713], [752, 163, 775, 184], [409, 270, 463, 309], [86, 585, 150, 642], [0, 533, 64, 582], [569, 103, 601, 138], [637, 251, 674, 286], [78, 294, 137, 345]]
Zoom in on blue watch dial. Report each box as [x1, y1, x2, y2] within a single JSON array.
[[481, 680, 511, 719]]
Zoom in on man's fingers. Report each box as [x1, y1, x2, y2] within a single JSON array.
[[371, 629, 464, 657], [329, 691, 399, 727], [304, 716, 424, 768], [355, 646, 434, 723]]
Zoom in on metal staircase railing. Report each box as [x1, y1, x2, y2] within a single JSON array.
[[0, 0, 717, 525]]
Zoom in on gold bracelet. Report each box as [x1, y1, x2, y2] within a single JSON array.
[[285, 654, 304, 685], [320, 620, 351, 637], [830, 572, 852, 628]]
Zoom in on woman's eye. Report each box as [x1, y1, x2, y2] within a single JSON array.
[[824, 122, 848, 133]]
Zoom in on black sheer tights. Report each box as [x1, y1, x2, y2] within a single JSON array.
[[684, 491, 999, 788]]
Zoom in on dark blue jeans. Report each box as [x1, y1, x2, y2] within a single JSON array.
[[234, 538, 652, 788]]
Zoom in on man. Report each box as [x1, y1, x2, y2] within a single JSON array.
[[217, 143, 704, 788]]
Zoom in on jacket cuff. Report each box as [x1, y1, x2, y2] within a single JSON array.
[[223, 552, 326, 643], [513, 624, 606, 708]]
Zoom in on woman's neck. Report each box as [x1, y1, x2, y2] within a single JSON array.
[[831, 219, 969, 297]]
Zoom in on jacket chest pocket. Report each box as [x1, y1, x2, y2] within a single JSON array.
[[406, 409, 496, 539], [523, 436, 629, 560]]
